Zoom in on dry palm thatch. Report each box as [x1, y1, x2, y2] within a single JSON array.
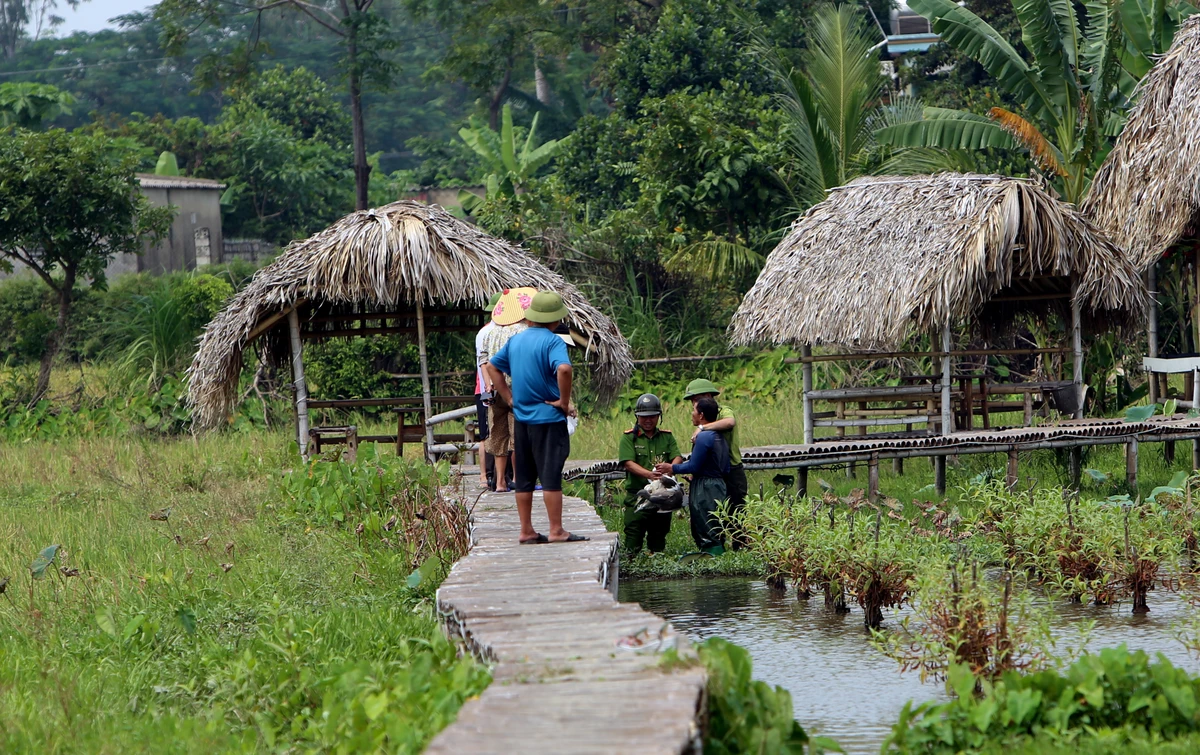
[[730, 174, 1147, 350], [188, 201, 632, 429], [1083, 16, 1200, 269]]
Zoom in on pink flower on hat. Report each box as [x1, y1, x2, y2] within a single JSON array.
[[518, 293, 532, 310], [493, 302, 504, 318]]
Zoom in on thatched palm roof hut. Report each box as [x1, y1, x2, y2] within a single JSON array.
[[189, 201, 632, 434], [730, 174, 1147, 351], [1083, 16, 1200, 269]]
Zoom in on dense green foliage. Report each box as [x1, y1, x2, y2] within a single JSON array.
[[886, 649, 1200, 753], [698, 637, 823, 753], [0, 432, 489, 752]]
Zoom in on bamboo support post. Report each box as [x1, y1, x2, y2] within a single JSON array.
[[962, 376, 973, 430], [1069, 448, 1082, 489], [868, 453, 880, 501], [940, 321, 953, 436], [1071, 278, 1084, 420], [1023, 392, 1033, 426], [345, 425, 358, 463], [593, 479, 604, 507], [287, 309, 309, 458], [1006, 450, 1018, 490], [1149, 266, 1159, 404], [797, 467, 808, 498], [1127, 439, 1139, 490], [935, 456, 947, 496], [893, 457, 903, 475], [802, 345, 814, 444], [416, 300, 435, 459]]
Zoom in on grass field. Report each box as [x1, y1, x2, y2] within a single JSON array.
[[0, 432, 488, 754]]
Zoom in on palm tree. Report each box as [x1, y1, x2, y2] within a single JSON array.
[[876, 0, 1199, 204], [749, 3, 962, 213]]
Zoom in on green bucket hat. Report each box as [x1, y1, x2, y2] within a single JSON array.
[[683, 378, 721, 399], [525, 291, 569, 323], [482, 292, 502, 312]]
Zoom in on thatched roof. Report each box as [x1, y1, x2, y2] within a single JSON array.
[[730, 174, 1147, 350], [188, 201, 632, 429], [1083, 16, 1200, 269]]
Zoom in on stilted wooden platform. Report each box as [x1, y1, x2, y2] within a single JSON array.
[[563, 414, 1200, 497], [428, 484, 706, 754]]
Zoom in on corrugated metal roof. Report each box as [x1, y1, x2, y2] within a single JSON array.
[[136, 174, 226, 190]]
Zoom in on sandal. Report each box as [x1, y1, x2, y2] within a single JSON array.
[[519, 533, 549, 545], [551, 532, 590, 543]]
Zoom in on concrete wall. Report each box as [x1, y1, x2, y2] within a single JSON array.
[[406, 186, 485, 212], [137, 181, 225, 274]]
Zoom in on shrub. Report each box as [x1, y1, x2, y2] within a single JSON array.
[[698, 637, 833, 754], [885, 647, 1200, 753]]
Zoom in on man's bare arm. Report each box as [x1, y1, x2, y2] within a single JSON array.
[[546, 364, 573, 414], [485, 363, 511, 404]]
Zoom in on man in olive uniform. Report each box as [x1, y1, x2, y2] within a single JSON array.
[[683, 378, 748, 548], [618, 393, 683, 556]]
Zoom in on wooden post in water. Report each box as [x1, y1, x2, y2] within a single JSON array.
[[416, 300, 435, 460], [801, 345, 814, 444], [1006, 450, 1018, 490], [1127, 439, 1139, 491], [287, 309, 309, 458]]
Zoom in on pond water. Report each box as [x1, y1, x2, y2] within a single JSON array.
[[619, 577, 1200, 754]]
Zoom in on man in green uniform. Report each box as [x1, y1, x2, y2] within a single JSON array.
[[683, 378, 748, 548], [618, 393, 683, 556]]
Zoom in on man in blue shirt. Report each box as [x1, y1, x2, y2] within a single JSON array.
[[485, 291, 589, 545], [655, 397, 730, 555]]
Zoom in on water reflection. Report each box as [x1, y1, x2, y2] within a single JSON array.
[[620, 577, 1200, 755]]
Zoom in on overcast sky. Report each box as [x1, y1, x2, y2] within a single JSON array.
[[52, 0, 154, 36]]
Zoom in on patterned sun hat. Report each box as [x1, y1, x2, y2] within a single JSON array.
[[491, 286, 537, 326]]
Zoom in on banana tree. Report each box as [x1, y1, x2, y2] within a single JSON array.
[[457, 103, 571, 210], [876, 0, 1199, 204]]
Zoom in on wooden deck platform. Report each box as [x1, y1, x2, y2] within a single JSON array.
[[565, 414, 1200, 477], [428, 485, 706, 754]]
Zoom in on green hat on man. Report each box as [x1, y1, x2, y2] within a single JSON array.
[[482, 291, 502, 312], [683, 378, 721, 399], [525, 291, 569, 323]]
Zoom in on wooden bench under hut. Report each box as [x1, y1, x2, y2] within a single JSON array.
[[730, 173, 1148, 491], [187, 201, 632, 459], [1084, 15, 1200, 426]]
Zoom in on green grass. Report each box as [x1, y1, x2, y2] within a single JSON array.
[[0, 431, 488, 754]]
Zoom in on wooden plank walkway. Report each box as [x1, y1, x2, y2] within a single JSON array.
[[428, 483, 706, 754]]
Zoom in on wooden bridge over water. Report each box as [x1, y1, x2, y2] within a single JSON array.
[[429, 484, 707, 754]]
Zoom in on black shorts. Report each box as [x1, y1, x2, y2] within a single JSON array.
[[513, 420, 570, 492], [474, 393, 490, 441]]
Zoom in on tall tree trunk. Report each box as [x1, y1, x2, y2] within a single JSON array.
[[35, 269, 75, 400], [489, 66, 512, 129], [347, 28, 371, 211], [535, 62, 551, 105]]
